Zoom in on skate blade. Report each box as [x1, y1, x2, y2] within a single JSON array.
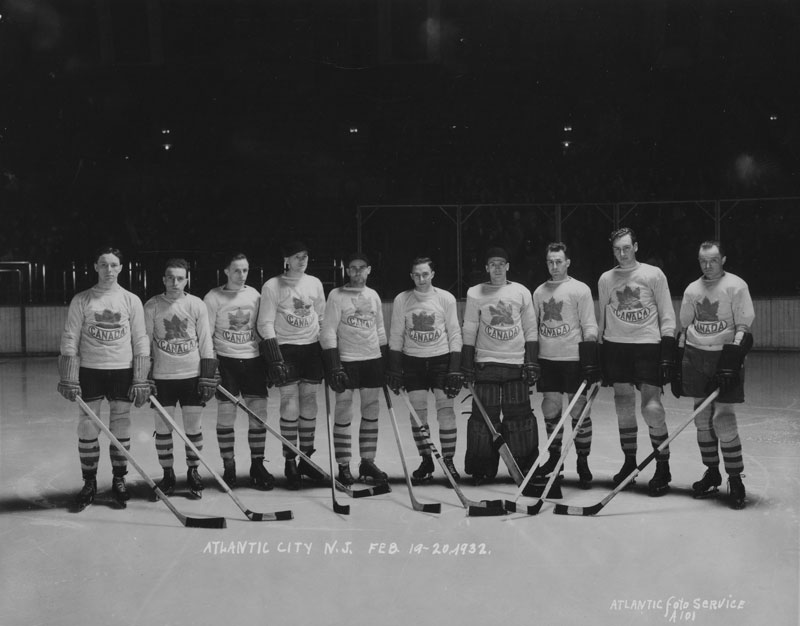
[[692, 488, 720, 500]]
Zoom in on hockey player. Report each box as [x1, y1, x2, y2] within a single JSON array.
[[204, 253, 273, 491], [598, 227, 677, 496], [319, 252, 389, 485], [144, 258, 217, 499], [532, 242, 600, 488], [676, 240, 754, 509], [57, 246, 150, 509], [385, 257, 463, 484], [257, 241, 326, 490], [460, 247, 539, 485]]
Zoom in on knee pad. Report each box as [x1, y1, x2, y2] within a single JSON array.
[[243, 395, 267, 423], [541, 392, 562, 421], [217, 400, 238, 428], [360, 389, 380, 421], [408, 390, 429, 422], [433, 388, 453, 414], [279, 384, 300, 421], [640, 385, 666, 430], [153, 404, 174, 435], [298, 383, 318, 418], [334, 390, 354, 425], [181, 405, 203, 435], [464, 416, 499, 478], [713, 403, 739, 442]]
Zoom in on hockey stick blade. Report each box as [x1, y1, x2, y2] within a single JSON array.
[[553, 388, 721, 517], [399, 392, 501, 515], [150, 396, 293, 522], [76, 397, 227, 529], [218, 385, 388, 501], [383, 387, 441, 514]]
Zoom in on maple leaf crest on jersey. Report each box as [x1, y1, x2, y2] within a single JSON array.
[[164, 315, 190, 340], [539, 297, 570, 338], [542, 297, 563, 322], [88, 308, 127, 341], [489, 300, 514, 326], [694, 296, 727, 334], [292, 297, 312, 317], [285, 295, 314, 328], [408, 311, 441, 344], [156, 315, 197, 354], [411, 311, 435, 331], [695, 297, 719, 321], [223, 308, 254, 343], [613, 285, 651, 323], [94, 309, 122, 328], [345, 293, 376, 329], [616, 286, 643, 310], [484, 299, 519, 341], [228, 308, 250, 330]]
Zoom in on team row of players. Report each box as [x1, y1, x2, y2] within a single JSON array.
[[57, 228, 754, 510]]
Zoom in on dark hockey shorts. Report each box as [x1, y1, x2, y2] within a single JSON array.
[[217, 356, 268, 398], [537, 359, 584, 394], [79, 367, 133, 403], [402, 353, 449, 392], [601, 341, 660, 387]]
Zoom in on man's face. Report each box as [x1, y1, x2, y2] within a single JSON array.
[[95, 253, 122, 285], [286, 251, 309, 274], [411, 263, 434, 292], [546, 250, 570, 281], [612, 234, 638, 269], [347, 260, 370, 287], [224, 259, 249, 288], [485, 257, 508, 284], [698, 246, 726, 281], [163, 267, 188, 297]]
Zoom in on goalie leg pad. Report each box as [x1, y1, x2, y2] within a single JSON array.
[[464, 415, 499, 478], [500, 416, 538, 476]]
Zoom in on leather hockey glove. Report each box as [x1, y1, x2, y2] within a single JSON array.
[[322, 348, 350, 394], [443, 351, 465, 398], [260, 337, 289, 386], [578, 341, 601, 385], [385, 349, 404, 395], [715, 332, 753, 393], [659, 336, 677, 387], [460, 345, 476, 387], [57, 355, 82, 401], [671, 334, 685, 399], [198, 358, 220, 403], [522, 341, 541, 386], [129, 355, 152, 407]]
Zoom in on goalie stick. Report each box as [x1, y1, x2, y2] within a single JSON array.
[[150, 397, 293, 522], [400, 391, 506, 516], [322, 382, 350, 515], [76, 397, 226, 528], [554, 388, 721, 517], [217, 385, 389, 500], [467, 382, 526, 485], [506, 382, 600, 515], [383, 387, 441, 514]]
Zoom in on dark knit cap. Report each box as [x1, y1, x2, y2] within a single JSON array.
[[282, 241, 309, 257], [486, 246, 509, 262]]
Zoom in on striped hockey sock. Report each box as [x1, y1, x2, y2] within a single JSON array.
[[155, 432, 174, 468]]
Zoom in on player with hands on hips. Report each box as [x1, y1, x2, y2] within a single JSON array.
[[57, 246, 150, 510], [387, 256, 463, 484]]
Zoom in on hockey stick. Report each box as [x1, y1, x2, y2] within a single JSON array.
[[507, 383, 601, 515], [322, 381, 350, 515], [400, 391, 505, 516], [383, 387, 442, 513], [506, 380, 589, 509], [150, 396, 293, 522], [554, 388, 721, 517], [466, 382, 526, 485], [217, 385, 389, 499], [76, 397, 226, 528]]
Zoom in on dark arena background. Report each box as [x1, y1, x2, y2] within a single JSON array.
[[1, 2, 799, 626]]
